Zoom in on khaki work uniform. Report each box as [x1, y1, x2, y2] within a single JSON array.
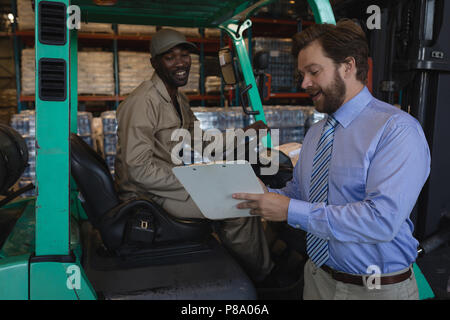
[[115, 73, 273, 281]]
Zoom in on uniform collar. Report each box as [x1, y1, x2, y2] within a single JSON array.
[[332, 86, 373, 128], [151, 72, 190, 127], [151, 72, 173, 103]]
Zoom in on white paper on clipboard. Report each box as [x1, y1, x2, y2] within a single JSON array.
[[172, 160, 264, 220]]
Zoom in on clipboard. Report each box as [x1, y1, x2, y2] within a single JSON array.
[[172, 160, 264, 220]]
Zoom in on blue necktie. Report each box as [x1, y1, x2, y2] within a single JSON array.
[[306, 115, 338, 267]]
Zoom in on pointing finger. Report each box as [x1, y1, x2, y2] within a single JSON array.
[[232, 193, 261, 201]]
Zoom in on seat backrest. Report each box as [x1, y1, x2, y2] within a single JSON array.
[[0, 124, 29, 195], [70, 133, 119, 226]]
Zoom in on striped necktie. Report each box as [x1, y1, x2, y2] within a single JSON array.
[[306, 115, 338, 268]]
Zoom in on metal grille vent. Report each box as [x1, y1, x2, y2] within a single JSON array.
[[39, 58, 66, 101], [39, 1, 66, 45]]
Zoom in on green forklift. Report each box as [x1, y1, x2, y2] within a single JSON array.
[[0, 0, 434, 300]]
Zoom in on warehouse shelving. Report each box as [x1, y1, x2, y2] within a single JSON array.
[[13, 27, 225, 109], [10, 0, 316, 113], [19, 94, 223, 102]]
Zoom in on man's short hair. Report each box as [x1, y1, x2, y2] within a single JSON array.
[[292, 19, 369, 84]]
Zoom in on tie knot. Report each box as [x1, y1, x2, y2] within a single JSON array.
[[326, 115, 338, 129]]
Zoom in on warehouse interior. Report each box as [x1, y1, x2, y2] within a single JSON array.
[[0, 0, 448, 301]]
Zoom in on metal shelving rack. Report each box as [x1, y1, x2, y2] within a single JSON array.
[[9, 0, 316, 113]]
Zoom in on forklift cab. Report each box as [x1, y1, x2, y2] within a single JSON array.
[[0, 0, 338, 300], [0, 0, 439, 300]]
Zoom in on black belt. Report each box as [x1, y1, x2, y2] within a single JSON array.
[[321, 265, 412, 286]]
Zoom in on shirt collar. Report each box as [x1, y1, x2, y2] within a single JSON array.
[[332, 86, 373, 128], [151, 72, 172, 103]]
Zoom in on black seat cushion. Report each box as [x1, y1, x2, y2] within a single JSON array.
[[70, 133, 211, 252], [0, 124, 29, 195], [70, 133, 120, 227]]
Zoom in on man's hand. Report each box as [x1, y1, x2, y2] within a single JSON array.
[[232, 185, 290, 221]]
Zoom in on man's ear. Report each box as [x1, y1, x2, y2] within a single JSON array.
[[343, 57, 357, 78]]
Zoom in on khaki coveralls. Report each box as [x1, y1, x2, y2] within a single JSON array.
[[114, 73, 273, 281]]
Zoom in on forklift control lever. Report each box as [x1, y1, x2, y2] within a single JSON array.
[[240, 84, 260, 116]]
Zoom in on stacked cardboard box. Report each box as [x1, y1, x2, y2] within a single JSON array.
[[17, 0, 34, 30], [161, 27, 200, 38], [78, 51, 115, 95], [0, 89, 17, 125], [179, 54, 200, 94], [119, 51, 154, 95], [21, 49, 115, 96], [17, 0, 113, 33], [20, 48, 35, 96], [205, 76, 222, 94], [80, 22, 114, 34], [118, 25, 157, 35]]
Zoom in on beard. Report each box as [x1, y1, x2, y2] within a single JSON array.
[[309, 69, 346, 114]]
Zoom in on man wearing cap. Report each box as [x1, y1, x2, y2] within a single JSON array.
[[114, 28, 274, 283]]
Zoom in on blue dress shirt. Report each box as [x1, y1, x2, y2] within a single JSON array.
[[269, 87, 431, 275]]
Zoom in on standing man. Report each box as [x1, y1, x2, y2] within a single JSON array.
[[233, 20, 431, 299], [114, 28, 274, 283]]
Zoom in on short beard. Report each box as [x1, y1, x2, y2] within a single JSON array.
[[320, 69, 346, 115]]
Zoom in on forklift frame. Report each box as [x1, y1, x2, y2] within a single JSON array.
[[1, 0, 432, 301]]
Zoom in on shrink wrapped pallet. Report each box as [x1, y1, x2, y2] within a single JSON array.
[[21, 49, 115, 96], [204, 28, 221, 38], [80, 22, 113, 34], [101, 111, 118, 175], [192, 106, 316, 145], [205, 76, 221, 93], [77, 111, 96, 149], [118, 51, 154, 95], [252, 37, 296, 92], [78, 51, 115, 95], [0, 107, 17, 126], [179, 54, 200, 94], [161, 27, 200, 38], [20, 48, 35, 96], [0, 89, 17, 108], [17, 0, 35, 30], [118, 24, 157, 35], [0, 88, 16, 125]]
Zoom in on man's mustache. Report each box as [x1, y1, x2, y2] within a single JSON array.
[[306, 87, 322, 95]]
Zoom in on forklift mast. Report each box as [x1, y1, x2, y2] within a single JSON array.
[[0, 0, 337, 300], [368, 0, 450, 241]]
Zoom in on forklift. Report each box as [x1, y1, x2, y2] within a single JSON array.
[[0, 0, 442, 300]]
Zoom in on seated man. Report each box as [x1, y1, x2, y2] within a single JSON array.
[[114, 28, 274, 283]]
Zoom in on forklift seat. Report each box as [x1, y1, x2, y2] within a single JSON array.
[[69, 133, 211, 255]]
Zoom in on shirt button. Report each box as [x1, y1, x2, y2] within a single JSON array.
[[296, 224, 301, 229]]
